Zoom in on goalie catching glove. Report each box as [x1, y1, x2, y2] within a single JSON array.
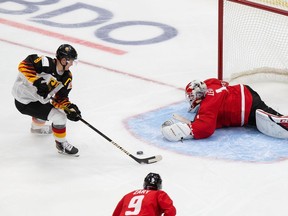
[[161, 120, 193, 141], [65, 103, 81, 121]]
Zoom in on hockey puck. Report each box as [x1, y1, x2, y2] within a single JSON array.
[[136, 151, 143, 155]]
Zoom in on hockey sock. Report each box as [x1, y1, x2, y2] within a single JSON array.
[[52, 124, 66, 143], [31, 117, 46, 128]]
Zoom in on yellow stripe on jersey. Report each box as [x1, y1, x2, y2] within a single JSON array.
[[18, 61, 37, 83]]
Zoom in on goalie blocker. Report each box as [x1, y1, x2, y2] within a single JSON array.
[[256, 109, 288, 139]]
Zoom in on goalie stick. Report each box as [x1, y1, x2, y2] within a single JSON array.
[[172, 113, 191, 124], [51, 97, 162, 164]]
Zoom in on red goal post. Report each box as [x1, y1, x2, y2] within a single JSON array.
[[218, 0, 288, 82]]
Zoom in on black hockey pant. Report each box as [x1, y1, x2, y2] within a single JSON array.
[[14, 99, 54, 121], [246, 85, 282, 126]]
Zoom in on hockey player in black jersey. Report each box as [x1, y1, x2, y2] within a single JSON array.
[[12, 44, 81, 156]]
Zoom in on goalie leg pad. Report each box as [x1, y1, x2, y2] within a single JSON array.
[[256, 109, 288, 139], [161, 120, 193, 142]]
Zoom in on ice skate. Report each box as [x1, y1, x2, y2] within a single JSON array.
[[30, 124, 52, 135], [56, 140, 79, 156]]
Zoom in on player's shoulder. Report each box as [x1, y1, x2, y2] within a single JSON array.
[[23, 54, 38, 62], [204, 78, 226, 86], [25, 54, 48, 59], [62, 70, 73, 78], [25, 54, 53, 64], [154, 190, 168, 196], [156, 190, 173, 200]]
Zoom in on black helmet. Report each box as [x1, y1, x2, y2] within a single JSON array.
[[143, 173, 162, 190], [56, 44, 78, 60]]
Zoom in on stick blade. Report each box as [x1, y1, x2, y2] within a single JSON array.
[[146, 155, 163, 164], [131, 154, 163, 164]]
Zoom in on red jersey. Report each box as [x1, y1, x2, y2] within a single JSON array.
[[191, 78, 253, 139], [112, 189, 176, 216]]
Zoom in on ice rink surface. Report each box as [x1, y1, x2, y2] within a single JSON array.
[[1, 0, 288, 215]]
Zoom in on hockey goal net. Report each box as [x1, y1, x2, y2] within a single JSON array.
[[218, 0, 288, 83]]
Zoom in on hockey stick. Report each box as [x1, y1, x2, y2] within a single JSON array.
[[51, 97, 162, 164], [172, 113, 191, 124], [77, 117, 162, 164]]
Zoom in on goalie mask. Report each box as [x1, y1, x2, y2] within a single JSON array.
[[185, 80, 207, 112]]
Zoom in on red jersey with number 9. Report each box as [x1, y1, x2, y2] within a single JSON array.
[[112, 189, 176, 216], [190, 78, 253, 139]]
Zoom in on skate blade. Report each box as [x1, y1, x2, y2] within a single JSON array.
[[58, 150, 80, 157]]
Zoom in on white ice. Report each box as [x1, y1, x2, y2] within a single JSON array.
[[1, 0, 288, 215]]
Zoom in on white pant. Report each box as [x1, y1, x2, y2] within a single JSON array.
[[48, 108, 67, 126]]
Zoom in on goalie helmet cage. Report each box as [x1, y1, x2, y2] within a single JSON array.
[[218, 0, 288, 82]]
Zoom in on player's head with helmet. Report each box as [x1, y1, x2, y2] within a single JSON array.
[[56, 44, 78, 61], [185, 80, 207, 112], [143, 173, 162, 190]]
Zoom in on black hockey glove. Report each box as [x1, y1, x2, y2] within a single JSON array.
[[33, 77, 49, 98], [65, 103, 81, 121]]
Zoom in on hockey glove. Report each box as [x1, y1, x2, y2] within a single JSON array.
[[161, 120, 192, 141], [33, 77, 49, 98], [65, 103, 81, 121]]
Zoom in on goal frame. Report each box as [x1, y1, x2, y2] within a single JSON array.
[[218, 0, 288, 80]]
